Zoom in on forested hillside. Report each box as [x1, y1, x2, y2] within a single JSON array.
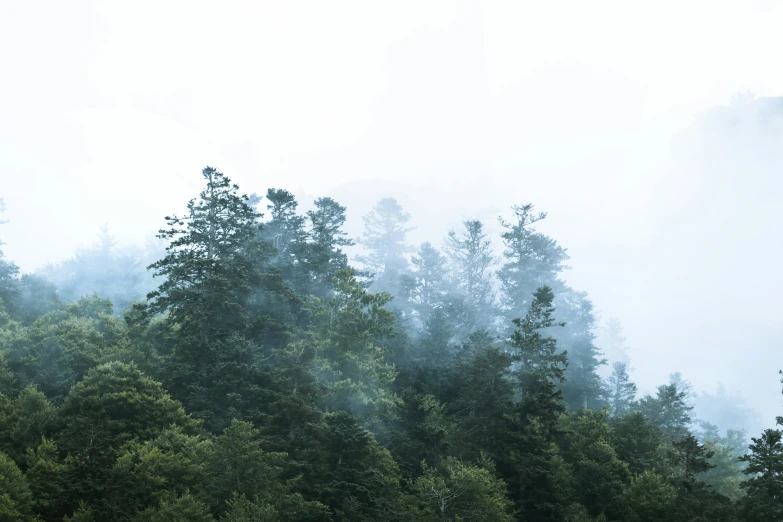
[[0, 168, 780, 521]]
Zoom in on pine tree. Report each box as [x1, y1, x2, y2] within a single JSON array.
[[607, 361, 637, 416], [144, 167, 295, 429], [358, 198, 414, 296], [497, 204, 568, 319], [260, 188, 307, 291], [146, 166, 262, 347], [0, 198, 20, 316], [739, 428, 783, 520], [638, 382, 693, 440], [304, 197, 354, 299], [402, 241, 450, 323], [506, 286, 570, 521], [444, 220, 497, 334]]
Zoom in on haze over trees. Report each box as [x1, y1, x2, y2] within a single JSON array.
[[0, 170, 780, 521]]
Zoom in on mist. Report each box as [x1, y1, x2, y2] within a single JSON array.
[[2, 1, 783, 520]]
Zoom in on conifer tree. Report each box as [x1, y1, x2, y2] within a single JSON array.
[[505, 286, 570, 520], [304, 197, 354, 299], [444, 220, 497, 334], [358, 198, 414, 296], [607, 361, 637, 416]]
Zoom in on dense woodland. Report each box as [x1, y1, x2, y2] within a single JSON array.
[[0, 168, 780, 521]]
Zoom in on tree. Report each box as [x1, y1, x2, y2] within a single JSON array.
[[445, 344, 516, 463], [607, 362, 637, 416], [304, 269, 397, 417], [556, 291, 606, 411], [596, 317, 631, 366], [12, 275, 62, 326], [608, 412, 664, 476], [358, 198, 414, 296], [406, 456, 515, 522], [304, 197, 354, 299], [558, 410, 631, 520], [444, 220, 497, 334], [259, 188, 308, 292], [701, 429, 747, 500], [739, 428, 783, 520], [0, 451, 35, 521], [144, 167, 297, 429], [673, 434, 715, 485], [3, 296, 121, 403], [0, 198, 20, 316], [56, 362, 199, 517], [402, 242, 450, 323], [39, 226, 145, 314], [623, 471, 676, 522], [510, 286, 567, 424], [146, 166, 262, 347], [298, 411, 403, 522], [0, 386, 55, 465], [497, 204, 568, 319], [132, 493, 213, 522], [203, 420, 328, 520], [505, 286, 570, 520], [638, 381, 693, 440]]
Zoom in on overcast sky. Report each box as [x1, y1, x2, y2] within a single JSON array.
[[2, 1, 783, 423]]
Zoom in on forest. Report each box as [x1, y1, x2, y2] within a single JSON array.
[[0, 167, 780, 521]]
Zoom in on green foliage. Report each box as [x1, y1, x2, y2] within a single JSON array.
[[609, 412, 664, 475], [0, 451, 35, 521], [132, 492, 213, 522], [607, 361, 636, 416], [59, 361, 197, 447], [2, 297, 122, 403], [407, 456, 515, 521], [0, 385, 55, 465], [558, 410, 631, 519], [0, 172, 761, 521], [638, 382, 693, 440], [299, 411, 402, 521], [738, 428, 783, 520], [304, 269, 398, 416], [701, 430, 747, 500], [623, 471, 676, 522], [358, 197, 414, 296], [444, 220, 497, 335]]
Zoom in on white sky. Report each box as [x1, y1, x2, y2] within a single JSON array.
[[2, 0, 783, 423]]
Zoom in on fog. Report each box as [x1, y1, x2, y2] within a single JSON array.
[[3, 0, 783, 431]]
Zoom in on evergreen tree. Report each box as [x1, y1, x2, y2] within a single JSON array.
[[304, 269, 397, 418], [0, 198, 20, 316], [558, 409, 631, 520], [40, 226, 145, 314], [596, 317, 631, 366], [357, 198, 414, 297], [444, 220, 497, 334], [498, 204, 568, 319], [146, 166, 262, 346], [298, 411, 404, 522], [260, 188, 308, 291], [638, 381, 694, 440], [609, 411, 664, 475], [739, 428, 783, 520], [557, 291, 606, 410], [673, 434, 715, 485], [0, 451, 35, 521], [401, 241, 450, 324], [607, 361, 637, 416], [304, 197, 354, 299], [505, 286, 570, 520], [406, 456, 515, 522], [144, 167, 297, 429]]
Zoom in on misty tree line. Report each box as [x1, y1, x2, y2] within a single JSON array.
[[0, 167, 780, 521]]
